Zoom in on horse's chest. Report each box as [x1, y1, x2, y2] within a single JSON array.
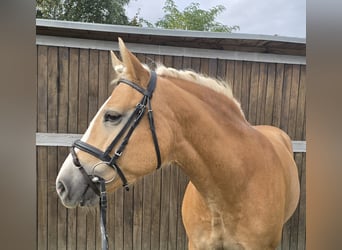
[[196, 236, 245, 250], [194, 225, 245, 250]]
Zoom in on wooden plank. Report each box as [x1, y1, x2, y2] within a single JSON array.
[[287, 64, 300, 138], [123, 188, 134, 250], [86, 210, 97, 250], [256, 63, 268, 125], [168, 165, 179, 250], [183, 56, 192, 70], [295, 66, 306, 141], [225, 60, 235, 91], [113, 189, 124, 250], [280, 216, 291, 250], [106, 193, 114, 250], [98, 50, 109, 107], [191, 57, 201, 73], [280, 65, 292, 134], [288, 153, 303, 250], [233, 61, 243, 105], [150, 170, 162, 250], [240, 61, 252, 118], [133, 180, 144, 250], [88, 49, 99, 121], [272, 64, 285, 127], [177, 170, 189, 250], [159, 167, 171, 250], [208, 58, 217, 78], [37, 45, 48, 250], [216, 59, 226, 82], [37, 146, 48, 250], [57, 46, 69, 250], [57, 47, 69, 132], [200, 58, 209, 75], [47, 46, 59, 250], [57, 145, 69, 250], [141, 174, 153, 250], [289, 199, 300, 249], [164, 55, 173, 68], [37, 46, 48, 133], [173, 56, 183, 70], [78, 49, 90, 132], [297, 153, 306, 250], [264, 63, 276, 124], [68, 48, 79, 133], [248, 62, 260, 124], [67, 48, 79, 250]]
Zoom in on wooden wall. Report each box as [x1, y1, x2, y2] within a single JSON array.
[[37, 45, 306, 249]]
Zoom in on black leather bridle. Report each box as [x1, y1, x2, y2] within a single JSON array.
[[69, 71, 161, 250]]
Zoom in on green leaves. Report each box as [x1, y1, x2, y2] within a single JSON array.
[[36, 0, 239, 32], [36, 0, 130, 25], [155, 0, 239, 32]]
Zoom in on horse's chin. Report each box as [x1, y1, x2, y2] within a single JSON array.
[[60, 196, 99, 208], [58, 185, 99, 209], [79, 196, 99, 207]]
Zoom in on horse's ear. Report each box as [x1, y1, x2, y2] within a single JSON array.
[[118, 38, 150, 88], [110, 51, 124, 73]]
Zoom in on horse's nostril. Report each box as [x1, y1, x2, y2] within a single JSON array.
[[56, 181, 66, 195]]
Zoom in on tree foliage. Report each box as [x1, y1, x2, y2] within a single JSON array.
[[155, 0, 239, 32], [36, 0, 64, 19], [36, 0, 130, 25], [36, 0, 239, 32]]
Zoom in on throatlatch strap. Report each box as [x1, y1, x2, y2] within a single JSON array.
[[147, 98, 161, 168]]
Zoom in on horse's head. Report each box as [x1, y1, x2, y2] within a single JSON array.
[[56, 39, 172, 208]]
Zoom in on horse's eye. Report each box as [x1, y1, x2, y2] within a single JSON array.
[[104, 112, 122, 124]]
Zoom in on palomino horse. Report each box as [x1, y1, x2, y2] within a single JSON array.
[[56, 38, 300, 250]]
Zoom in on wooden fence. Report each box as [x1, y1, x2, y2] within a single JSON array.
[[36, 20, 305, 250]]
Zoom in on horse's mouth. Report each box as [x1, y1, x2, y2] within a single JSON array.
[[57, 181, 99, 208]]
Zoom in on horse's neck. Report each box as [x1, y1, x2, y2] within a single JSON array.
[[166, 79, 252, 209]]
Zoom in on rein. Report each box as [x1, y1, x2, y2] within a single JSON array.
[[70, 71, 161, 250]]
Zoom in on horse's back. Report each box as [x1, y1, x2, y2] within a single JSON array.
[[254, 125, 300, 222]]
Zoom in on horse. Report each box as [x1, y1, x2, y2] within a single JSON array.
[[56, 38, 300, 250]]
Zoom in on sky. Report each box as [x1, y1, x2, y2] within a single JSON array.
[[126, 0, 306, 38]]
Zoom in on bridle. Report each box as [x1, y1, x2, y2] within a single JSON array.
[[69, 71, 161, 250]]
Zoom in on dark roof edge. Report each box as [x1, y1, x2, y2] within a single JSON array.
[[36, 19, 306, 43]]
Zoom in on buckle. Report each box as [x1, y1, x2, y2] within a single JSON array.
[[115, 151, 122, 157]]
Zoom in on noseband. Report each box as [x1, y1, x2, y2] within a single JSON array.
[[69, 71, 161, 250]]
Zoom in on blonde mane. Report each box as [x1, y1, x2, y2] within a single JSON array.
[[110, 61, 243, 116], [155, 65, 244, 115]]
